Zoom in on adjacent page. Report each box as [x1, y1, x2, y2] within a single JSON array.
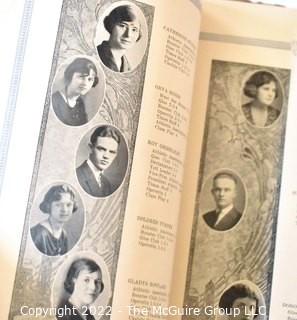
[[269, 46, 297, 320], [0, 0, 201, 319], [171, 1, 297, 319]]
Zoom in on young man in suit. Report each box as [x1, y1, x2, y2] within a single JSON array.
[[203, 172, 242, 231], [76, 125, 120, 197]]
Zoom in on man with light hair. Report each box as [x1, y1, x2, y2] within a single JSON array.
[[203, 172, 242, 231], [76, 125, 120, 197]]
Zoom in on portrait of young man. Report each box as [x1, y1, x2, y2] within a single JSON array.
[[202, 171, 244, 231], [76, 125, 127, 197]]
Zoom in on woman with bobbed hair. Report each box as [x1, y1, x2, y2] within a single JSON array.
[[52, 57, 99, 126], [30, 184, 78, 256], [58, 258, 104, 320], [97, 5, 142, 72], [219, 284, 259, 320], [242, 71, 280, 127]]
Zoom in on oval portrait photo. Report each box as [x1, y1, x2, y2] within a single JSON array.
[[241, 70, 283, 128], [30, 183, 84, 256], [217, 280, 266, 320], [76, 124, 129, 198], [200, 170, 246, 232], [94, 1, 148, 73], [51, 55, 105, 126], [52, 251, 111, 320]]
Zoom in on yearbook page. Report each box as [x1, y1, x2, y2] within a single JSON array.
[[0, 0, 201, 319], [171, 1, 297, 319], [269, 47, 297, 320]]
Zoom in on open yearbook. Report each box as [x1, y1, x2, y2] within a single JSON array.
[[1, 0, 297, 319]]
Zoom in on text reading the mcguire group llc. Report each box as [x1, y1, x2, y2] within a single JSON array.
[[146, 140, 183, 204], [19, 304, 267, 319]]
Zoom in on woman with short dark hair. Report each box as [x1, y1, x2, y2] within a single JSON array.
[[219, 284, 259, 320], [52, 57, 99, 126], [97, 5, 142, 72], [30, 184, 78, 256], [58, 258, 104, 320], [242, 71, 280, 127]]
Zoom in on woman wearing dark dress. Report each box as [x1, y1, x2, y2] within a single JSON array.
[[242, 71, 280, 127], [30, 184, 78, 256], [52, 57, 99, 126], [97, 5, 142, 72], [58, 258, 104, 320], [219, 284, 260, 320]]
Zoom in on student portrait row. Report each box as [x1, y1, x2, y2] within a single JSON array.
[[183, 61, 289, 318], [52, 1, 149, 127], [9, 1, 155, 318], [197, 62, 288, 232], [30, 124, 128, 257], [52, 55, 284, 128]]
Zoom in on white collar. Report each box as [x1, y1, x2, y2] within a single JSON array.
[[59, 90, 78, 108], [87, 159, 103, 186], [215, 204, 234, 225]]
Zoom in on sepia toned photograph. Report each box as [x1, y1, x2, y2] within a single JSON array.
[[95, 1, 148, 73], [241, 70, 283, 128], [51, 56, 105, 126], [76, 124, 129, 198], [217, 281, 266, 320], [183, 61, 290, 317], [201, 170, 246, 232], [30, 183, 84, 256], [53, 252, 111, 320], [8, 0, 155, 318]]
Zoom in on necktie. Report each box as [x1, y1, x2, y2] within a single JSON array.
[[214, 210, 222, 226], [97, 173, 102, 187]]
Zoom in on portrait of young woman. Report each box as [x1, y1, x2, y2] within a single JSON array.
[[30, 184, 84, 256], [241, 70, 283, 127], [95, 1, 148, 73], [51, 56, 105, 126], [218, 281, 266, 320], [53, 252, 111, 320]]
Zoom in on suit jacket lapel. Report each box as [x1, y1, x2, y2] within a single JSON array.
[[81, 162, 101, 195], [215, 208, 237, 230]]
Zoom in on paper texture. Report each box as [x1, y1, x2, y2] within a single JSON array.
[[1, 0, 200, 319]]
